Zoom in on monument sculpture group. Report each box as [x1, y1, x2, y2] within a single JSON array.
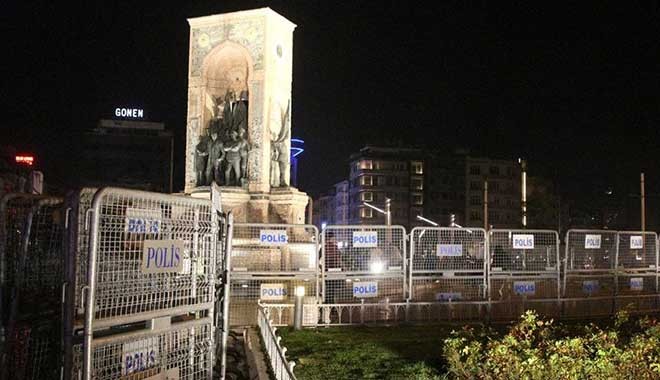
[[185, 8, 308, 224]]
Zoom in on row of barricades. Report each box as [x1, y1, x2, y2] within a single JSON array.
[[0, 188, 232, 380], [231, 224, 660, 324]]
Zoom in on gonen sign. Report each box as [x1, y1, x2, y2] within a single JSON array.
[[115, 107, 144, 118]]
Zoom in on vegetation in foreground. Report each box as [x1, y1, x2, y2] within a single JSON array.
[[444, 309, 660, 379], [278, 309, 660, 379]]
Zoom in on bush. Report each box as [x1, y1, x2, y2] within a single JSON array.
[[443, 310, 660, 380]]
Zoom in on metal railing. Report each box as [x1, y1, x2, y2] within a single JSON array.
[[257, 301, 297, 380]]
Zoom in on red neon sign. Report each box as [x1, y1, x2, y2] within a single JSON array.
[[15, 155, 35, 166]]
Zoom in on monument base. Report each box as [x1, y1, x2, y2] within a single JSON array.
[[190, 186, 308, 224]]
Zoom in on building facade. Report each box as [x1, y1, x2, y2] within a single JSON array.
[[348, 146, 425, 229], [80, 119, 173, 193], [315, 146, 524, 230]]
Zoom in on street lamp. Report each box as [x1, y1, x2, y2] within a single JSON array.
[[363, 199, 391, 225], [416, 215, 439, 226]]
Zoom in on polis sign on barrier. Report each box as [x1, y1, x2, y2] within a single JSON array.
[[352, 231, 378, 248], [512, 234, 534, 249], [630, 277, 644, 291], [513, 281, 536, 295], [122, 339, 159, 376], [437, 244, 463, 257], [259, 230, 288, 245], [582, 280, 600, 294], [353, 281, 378, 298], [436, 292, 462, 301], [630, 236, 644, 249], [584, 234, 601, 249], [141, 240, 184, 274], [125, 208, 161, 234], [260, 283, 287, 300]]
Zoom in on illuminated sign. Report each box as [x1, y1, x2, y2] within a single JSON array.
[[512, 234, 534, 249], [115, 107, 144, 119], [259, 230, 288, 245], [15, 155, 34, 166], [353, 231, 378, 247]]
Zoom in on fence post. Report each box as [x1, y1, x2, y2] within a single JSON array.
[[360, 299, 365, 324]]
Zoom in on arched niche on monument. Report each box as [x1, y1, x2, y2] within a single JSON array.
[[197, 42, 254, 188]]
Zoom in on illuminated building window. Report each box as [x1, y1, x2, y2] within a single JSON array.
[[361, 208, 373, 218]]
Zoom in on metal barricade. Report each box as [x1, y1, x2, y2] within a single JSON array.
[[322, 225, 406, 307], [62, 188, 97, 380], [80, 187, 218, 380], [409, 227, 488, 319], [230, 223, 319, 326], [3, 197, 63, 380], [615, 231, 658, 312], [0, 193, 44, 347], [563, 230, 617, 317], [86, 318, 214, 379], [488, 229, 560, 319]]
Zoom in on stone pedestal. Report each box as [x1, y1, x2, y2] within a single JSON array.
[[190, 187, 308, 224], [185, 8, 307, 224]]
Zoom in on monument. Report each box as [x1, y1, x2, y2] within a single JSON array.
[[185, 8, 308, 224]]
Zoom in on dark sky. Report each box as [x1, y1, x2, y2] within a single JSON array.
[[3, 2, 660, 199]]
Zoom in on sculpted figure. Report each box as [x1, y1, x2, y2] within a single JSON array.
[[194, 133, 209, 186], [270, 100, 291, 187], [223, 131, 243, 186], [206, 128, 225, 185]]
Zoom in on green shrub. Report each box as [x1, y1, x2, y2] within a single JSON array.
[[443, 310, 660, 380]]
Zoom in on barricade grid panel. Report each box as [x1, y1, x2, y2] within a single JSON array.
[[90, 190, 216, 324], [409, 227, 487, 301], [231, 224, 318, 273], [0, 194, 43, 297], [563, 230, 617, 299], [88, 321, 213, 380], [616, 231, 658, 270], [16, 199, 63, 318], [322, 226, 406, 303], [410, 227, 487, 272], [71, 188, 96, 317], [4, 321, 59, 380], [230, 277, 317, 326], [489, 230, 559, 273]]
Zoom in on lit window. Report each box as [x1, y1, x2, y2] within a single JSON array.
[[411, 177, 423, 190], [360, 160, 373, 170], [361, 192, 373, 202], [361, 175, 373, 186], [361, 208, 373, 218], [411, 161, 423, 174]]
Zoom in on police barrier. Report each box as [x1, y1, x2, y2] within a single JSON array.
[[2, 197, 63, 380], [85, 318, 213, 380], [488, 229, 561, 319], [230, 223, 319, 326], [0, 193, 45, 348], [409, 227, 488, 319], [563, 230, 618, 317], [61, 188, 97, 380], [81, 188, 219, 380], [322, 226, 406, 307], [615, 231, 658, 311]]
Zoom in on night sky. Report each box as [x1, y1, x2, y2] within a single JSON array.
[[3, 2, 660, 202]]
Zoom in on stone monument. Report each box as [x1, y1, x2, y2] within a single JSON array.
[[185, 8, 308, 224]]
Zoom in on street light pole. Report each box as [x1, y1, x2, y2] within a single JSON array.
[[641, 172, 645, 233], [519, 158, 527, 229], [385, 198, 391, 226]]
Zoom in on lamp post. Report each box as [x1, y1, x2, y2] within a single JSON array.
[[363, 199, 391, 226], [519, 158, 527, 228]]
